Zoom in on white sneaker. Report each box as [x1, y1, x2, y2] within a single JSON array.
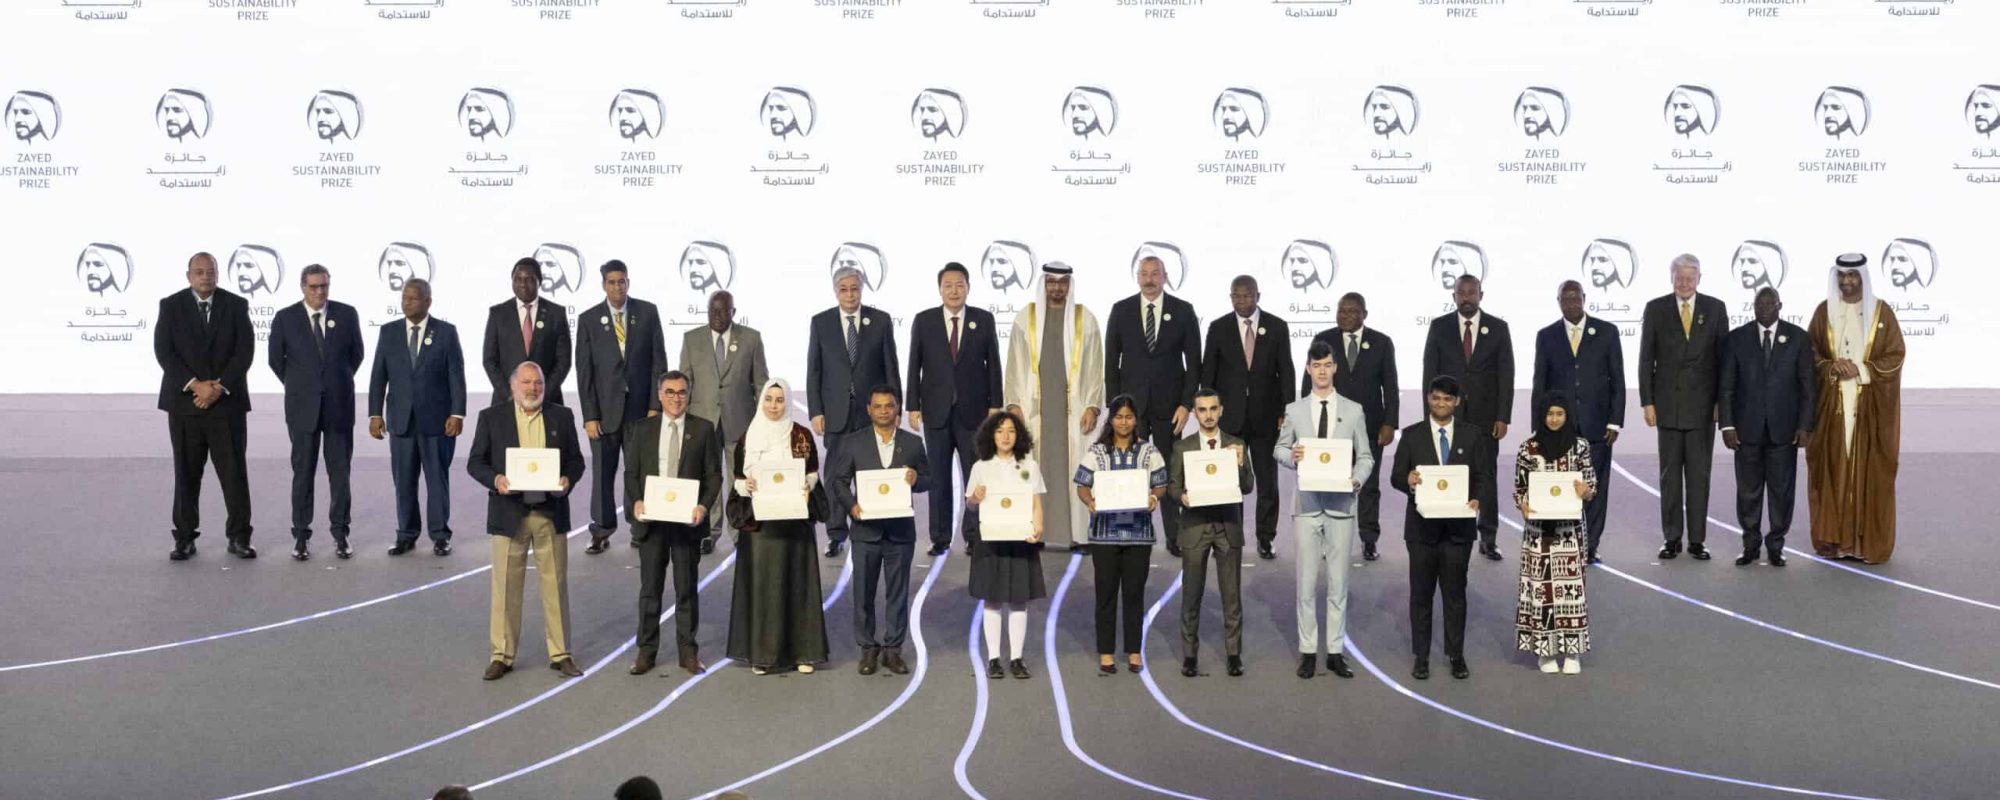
[[1561, 657, 1581, 675], [797, 664, 815, 674], [1538, 656, 1559, 673]]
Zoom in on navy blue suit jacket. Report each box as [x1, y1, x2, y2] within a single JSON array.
[[1530, 317, 1626, 441], [268, 300, 364, 433], [826, 428, 932, 544], [368, 318, 467, 437], [806, 305, 901, 435], [1718, 321, 1817, 445], [905, 305, 1003, 431]]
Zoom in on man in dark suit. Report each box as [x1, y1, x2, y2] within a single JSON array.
[[267, 264, 365, 560], [368, 278, 467, 556], [1421, 275, 1513, 561], [1200, 275, 1293, 560], [1638, 254, 1729, 560], [1531, 280, 1625, 565], [1720, 287, 1816, 567], [1168, 389, 1256, 678], [1105, 255, 1201, 555], [827, 385, 933, 676], [681, 289, 768, 554], [155, 252, 256, 561], [1304, 292, 1400, 561], [623, 370, 724, 676], [807, 267, 901, 558], [1390, 376, 1490, 681], [905, 263, 1002, 557], [466, 362, 587, 680], [482, 257, 571, 408], [575, 260, 667, 554]]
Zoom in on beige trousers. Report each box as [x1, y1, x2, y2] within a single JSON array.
[[490, 511, 571, 666]]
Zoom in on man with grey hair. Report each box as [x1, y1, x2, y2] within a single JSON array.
[[468, 361, 587, 680], [1638, 254, 1728, 560], [807, 265, 901, 557]]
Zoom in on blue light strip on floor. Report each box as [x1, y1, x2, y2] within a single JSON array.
[[213, 548, 741, 800], [0, 526, 592, 673], [1135, 574, 1487, 800], [953, 600, 992, 800], [1044, 555, 1212, 800], [1609, 459, 2000, 612]]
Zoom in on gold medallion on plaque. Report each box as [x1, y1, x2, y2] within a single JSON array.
[[1317, 452, 1332, 464], [877, 483, 891, 495], [1204, 463, 1218, 475], [1435, 478, 1449, 491], [1000, 497, 1014, 509]]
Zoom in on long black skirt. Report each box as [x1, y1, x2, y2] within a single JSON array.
[[725, 519, 830, 669]]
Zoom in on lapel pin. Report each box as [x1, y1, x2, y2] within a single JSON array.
[[1362, 341, 1371, 349], [325, 319, 336, 328], [1163, 312, 1173, 322], [969, 320, 978, 330], [1257, 327, 1267, 336], [424, 336, 434, 346], [1480, 327, 1489, 335], [600, 315, 609, 326], [1778, 335, 1788, 344], [729, 344, 739, 352], [862, 317, 872, 326], [536, 320, 545, 330]]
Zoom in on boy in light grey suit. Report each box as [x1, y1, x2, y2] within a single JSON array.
[[679, 290, 769, 551], [1275, 340, 1376, 680]]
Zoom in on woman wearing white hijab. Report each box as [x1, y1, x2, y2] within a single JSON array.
[[725, 379, 831, 674]]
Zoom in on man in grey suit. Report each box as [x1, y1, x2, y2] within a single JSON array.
[[576, 260, 669, 554], [681, 289, 768, 553], [807, 267, 901, 558], [1638, 254, 1729, 560], [826, 385, 932, 676], [1169, 388, 1255, 679], [1275, 341, 1374, 680]]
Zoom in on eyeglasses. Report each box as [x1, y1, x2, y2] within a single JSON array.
[[661, 389, 689, 398]]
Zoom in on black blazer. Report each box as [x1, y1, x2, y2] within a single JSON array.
[[826, 427, 933, 544], [466, 402, 586, 535], [1530, 317, 1626, 440], [1390, 419, 1491, 545], [482, 297, 572, 408], [268, 300, 364, 434], [806, 305, 901, 435], [1200, 313, 1294, 438], [574, 298, 668, 435], [1305, 326, 1400, 438], [1719, 321, 1817, 445], [154, 288, 254, 416], [905, 305, 1003, 431], [621, 413, 724, 542], [367, 318, 467, 437], [1637, 293, 1728, 430], [1422, 314, 1514, 428], [1167, 431, 1257, 536], [1105, 293, 1201, 421]]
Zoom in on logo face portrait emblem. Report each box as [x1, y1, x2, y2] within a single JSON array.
[[999, 497, 1013, 509], [911, 88, 965, 142], [459, 87, 514, 142], [1967, 85, 2000, 139], [829, 242, 888, 292], [1281, 239, 1337, 292], [6, 90, 61, 145], [1580, 239, 1637, 291], [1514, 87, 1568, 140], [533, 243, 585, 296], [306, 90, 361, 142], [378, 242, 435, 293], [1204, 463, 1218, 476], [1213, 87, 1266, 141], [609, 88, 663, 141], [1881, 238, 1938, 291], [157, 89, 211, 143], [1317, 452, 1332, 465], [1362, 85, 1417, 140], [981, 240, 1036, 294], [1061, 86, 1116, 140], [1731, 240, 1789, 293], [1435, 478, 1449, 491], [1430, 241, 1488, 292], [761, 86, 816, 140], [77, 243, 133, 297], [679, 240, 736, 293], [227, 245, 285, 298], [1663, 85, 1718, 138], [877, 483, 891, 496], [1130, 241, 1188, 292], [1814, 86, 1870, 139]]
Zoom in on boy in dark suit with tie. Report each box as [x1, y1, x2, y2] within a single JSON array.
[[1719, 288, 1816, 567], [828, 385, 933, 676], [1391, 376, 1491, 681]]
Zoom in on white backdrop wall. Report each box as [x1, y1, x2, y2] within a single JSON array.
[[4, 0, 1990, 397]]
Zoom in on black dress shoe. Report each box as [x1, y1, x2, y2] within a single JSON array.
[[388, 541, 415, 556], [1688, 544, 1712, 561], [1009, 658, 1032, 679], [585, 537, 609, 555], [1297, 655, 1316, 680], [987, 658, 1005, 679], [1327, 654, 1354, 679], [434, 542, 452, 556], [858, 648, 879, 676], [292, 542, 310, 561], [1257, 544, 1276, 560], [1226, 656, 1244, 677], [551, 657, 583, 678], [1658, 543, 1681, 559], [1735, 552, 1759, 566], [825, 541, 845, 558], [482, 661, 511, 681], [1450, 659, 1470, 680], [882, 650, 910, 675], [169, 540, 196, 561], [1480, 544, 1503, 561], [928, 544, 949, 557], [1100, 660, 1119, 675], [1412, 659, 1430, 680], [1182, 657, 1199, 678], [333, 539, 352, 559], [1165, 542, 1183, 558], [1769, 553, 1788, 567], [228, 540, 257, 559], [1363, 543, 1379, 561], [699, 537, 717, 556]]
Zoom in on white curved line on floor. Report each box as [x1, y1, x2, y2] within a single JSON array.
[[215, 546, 739, 800], [1609, 459, 2000, 612], [953, 600, 992, 800], [1136, 574, 1487, 800], [1045, 555, 1212, 800], [0, 526, 591, 673]]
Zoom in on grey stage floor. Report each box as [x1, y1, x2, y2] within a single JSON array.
[[2, 392, 1997, 800]]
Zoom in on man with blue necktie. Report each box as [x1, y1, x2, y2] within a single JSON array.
[[368, 278, 467, 556]]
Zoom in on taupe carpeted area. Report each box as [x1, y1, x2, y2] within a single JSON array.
[[2, 393, 1995, 800]]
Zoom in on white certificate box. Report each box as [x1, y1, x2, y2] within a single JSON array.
[[857, 468, 914, 519], [751, 459, 809, 521], [1298, 438, 1354, 493], [981, 490, 1034, 541], [1092, 468, 1151, 513], [1414, 465, 1476, 519], [505, 447, 561, 491], [642, 476, 701, 524], [1183, 447, 1242, 507], [1526, 471, 1584, 521]]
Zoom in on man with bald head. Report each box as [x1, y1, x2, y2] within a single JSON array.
[[1532, 280, 1625, 564], [1106, 255, 1202, 555], [681, 289, 769, 553], [157, 252, 257, 561], [1638, 255, 1729, 560]]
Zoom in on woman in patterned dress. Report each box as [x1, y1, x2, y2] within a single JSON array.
[[1514, 392, 1599, 675]]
